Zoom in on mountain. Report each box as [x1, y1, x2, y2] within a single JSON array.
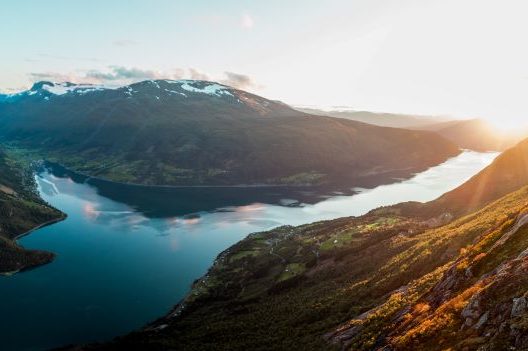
[[0, 150, 64, 273], [0, 80, 460, 188], [296, 108, 527, 153], [415, 118, 526, 151], [295, 107, 445, 129], [79, 138, 528, 350], [419, 138, 528, 217]]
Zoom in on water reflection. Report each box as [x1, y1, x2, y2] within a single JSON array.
[[41, 151, 498, 232], [0, 151, 497, 351]]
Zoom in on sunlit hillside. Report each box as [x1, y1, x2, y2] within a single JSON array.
[[4, 1, 528, 351]]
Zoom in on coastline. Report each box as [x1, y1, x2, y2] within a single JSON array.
[[0, 214, 67, 276], [43, 153, 461, 193], [10, 149, 499, 350], [13, 213, 67, 242]]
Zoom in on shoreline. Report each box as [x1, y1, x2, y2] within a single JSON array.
[[0, 215, 67, 276], [13, 214, 67, 242], [9, 149, 497, 349], [43, 161, 339, 189], [43, 157, 455, 193]]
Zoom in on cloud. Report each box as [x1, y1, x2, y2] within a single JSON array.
[[0, 86, 28, 94], [27, 67, 261, 91], [28, 71, 81, 83], [221, 71, 259, 90], [240, 13, 254, 29], [189, 68, 210, 81], [28, 67, 171, 86], [85, 66, 168, 81]]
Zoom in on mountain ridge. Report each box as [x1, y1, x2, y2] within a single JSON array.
[[295, 107, 446, 129], [415, 118, 526, 152], [0, 80, 460, 189]]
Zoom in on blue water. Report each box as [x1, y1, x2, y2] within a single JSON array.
[[0, 151, 497, 351]]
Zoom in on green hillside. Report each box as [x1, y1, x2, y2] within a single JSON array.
[[425, 138, 528, 217], [0, 150, 64, 273], [0, 80, 460, 188], [82, 139, 528, 350]]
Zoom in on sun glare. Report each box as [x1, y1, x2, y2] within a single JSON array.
[[484, 116, 527, 135]]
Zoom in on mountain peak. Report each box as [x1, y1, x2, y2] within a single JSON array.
[[30, 81, 109, 96], [127, 79, 234, 98]]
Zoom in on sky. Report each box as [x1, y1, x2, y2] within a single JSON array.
[[2, 0, 528, 128]]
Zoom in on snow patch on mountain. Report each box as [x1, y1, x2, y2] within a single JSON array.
[[1, 80, 236, 102], [180, 82, 233, 97], [41, 82, 116, 95], [163, 80, 233, 97], [164, 89, 187, 97]]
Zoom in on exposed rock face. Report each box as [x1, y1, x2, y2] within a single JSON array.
[[474, 311, 489, 329], [328, 202, 528, 351], [511, 297, 527, 317], [462, 294, 482, 327]]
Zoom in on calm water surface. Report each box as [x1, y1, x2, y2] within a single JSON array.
[[0, 151, 497, 350]]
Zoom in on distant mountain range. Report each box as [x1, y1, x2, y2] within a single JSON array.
[[414, 118, 526, 152], [295, 107, 445, 129], [0, 80, 460, 188], [296, 107, 526, 152]]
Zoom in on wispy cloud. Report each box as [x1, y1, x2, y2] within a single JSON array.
[[189, 68, 209, 81], [27, 66, 261, 91], [29, 66, 182, 85], [29, 71, 81, 83], [85, 66, 169, 81], [221, 71, 259, 90], [240, 13, 254, 29], [0, 86, 28, 94]]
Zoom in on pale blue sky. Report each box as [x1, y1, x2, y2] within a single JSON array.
[[2, 0, 528, 126]]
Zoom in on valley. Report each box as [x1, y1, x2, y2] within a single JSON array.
[[0, 151, 494, 350], [87, 139, 528, 351], [0, 79, 514, 351], [5, 3, 528, 350], [0, 81, 459, 187]]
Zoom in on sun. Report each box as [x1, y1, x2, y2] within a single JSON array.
[[484, 116, 527, 135]]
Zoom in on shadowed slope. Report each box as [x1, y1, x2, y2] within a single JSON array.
[[426, 138, 528, 216], [0, 150, 64, 273], [0, 80, 460, 188]]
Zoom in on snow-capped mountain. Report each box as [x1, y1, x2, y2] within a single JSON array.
[[0, 79, 459, 187], [1, 80, 287, 117], [4, 80, 240, 100]]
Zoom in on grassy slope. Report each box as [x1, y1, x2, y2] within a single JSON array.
[[88, 186, 528, 351], [0, 149, 64, 273], [80, 138, 528, 350], [423, 138, 528, 217]]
